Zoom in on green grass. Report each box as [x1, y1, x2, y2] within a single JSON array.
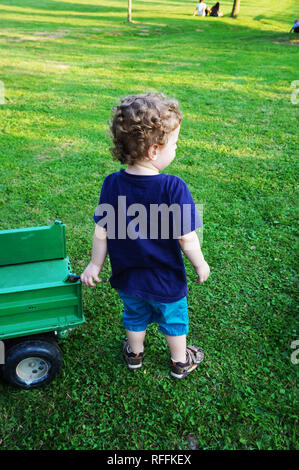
[[0, 0, 298, 450]]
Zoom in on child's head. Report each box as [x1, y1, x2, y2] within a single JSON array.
[[109, 92, 183, 169]]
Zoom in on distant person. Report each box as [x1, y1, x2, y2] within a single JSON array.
[[209, 2, 223, 17], [290, 19, 299, 33], [193, 1, 210, 17]]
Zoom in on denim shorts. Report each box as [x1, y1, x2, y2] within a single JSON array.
[[117, 289, 189, 336]]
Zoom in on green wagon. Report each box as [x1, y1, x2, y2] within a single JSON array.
[[0, 219, 84, 389]]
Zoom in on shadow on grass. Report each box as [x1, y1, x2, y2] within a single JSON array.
[[0, 0, 295, 36], [0, 0, 127, 14]]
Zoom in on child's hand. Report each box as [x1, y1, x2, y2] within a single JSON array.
[[195, 261, 210, 284], [80, 262, 103, 287]]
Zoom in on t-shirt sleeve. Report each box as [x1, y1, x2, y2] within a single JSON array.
[[93, 178, 108, 229], [170, 178, 203, 238]]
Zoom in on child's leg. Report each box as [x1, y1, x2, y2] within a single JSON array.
[[126, 329, 146, 354], [165, 334, 186, 363]]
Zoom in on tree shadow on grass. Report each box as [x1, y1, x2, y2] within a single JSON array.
[[0, 0, 127, 14], [0, 0, 295, 36], [0, 16, 295, 61]]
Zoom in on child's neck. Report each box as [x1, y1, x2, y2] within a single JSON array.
[[126, 161, 160, 176]]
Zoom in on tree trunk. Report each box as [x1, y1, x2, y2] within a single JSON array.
[[128, 0, 132, 22], [231, 0, 240, 18]]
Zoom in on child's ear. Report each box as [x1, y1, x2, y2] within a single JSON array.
[[147, 144, 159, 161]]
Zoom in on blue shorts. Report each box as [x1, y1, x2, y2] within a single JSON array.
[[117, 289, 189, 337]]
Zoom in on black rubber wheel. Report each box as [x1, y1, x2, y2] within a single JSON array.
[[1, 339, 63, 389]]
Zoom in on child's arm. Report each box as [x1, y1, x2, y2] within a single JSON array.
[[80, 225, 108, 287], [91, 225, 108, 267], [178, 231, 210, 284]]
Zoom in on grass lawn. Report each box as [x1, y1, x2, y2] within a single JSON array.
[[0, 0, 298, 450]]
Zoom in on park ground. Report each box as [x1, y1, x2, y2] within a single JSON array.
[[0, 0, 298, 450]]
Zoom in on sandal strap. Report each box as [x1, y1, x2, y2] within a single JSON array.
[[186, 345, 204, 363], [187, 345, 201, 354]]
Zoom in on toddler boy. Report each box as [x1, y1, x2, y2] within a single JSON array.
[[81, 92, 210, 379]]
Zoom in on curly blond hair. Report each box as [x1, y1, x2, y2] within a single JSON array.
[[109, 92, 183, 165]]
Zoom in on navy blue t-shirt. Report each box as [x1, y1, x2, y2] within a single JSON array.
[[93, 168, 202, 303]]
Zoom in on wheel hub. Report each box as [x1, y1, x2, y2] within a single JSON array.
[[16, 357, 49, 385]]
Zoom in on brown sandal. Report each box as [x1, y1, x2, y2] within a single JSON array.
[[170, 345, 204, 379], [122, 338, 144, 370]]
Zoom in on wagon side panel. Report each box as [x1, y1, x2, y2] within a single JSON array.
[[0, 284, 84, 340]]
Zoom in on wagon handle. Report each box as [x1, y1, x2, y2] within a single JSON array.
[[65, 274, 81, 283]]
